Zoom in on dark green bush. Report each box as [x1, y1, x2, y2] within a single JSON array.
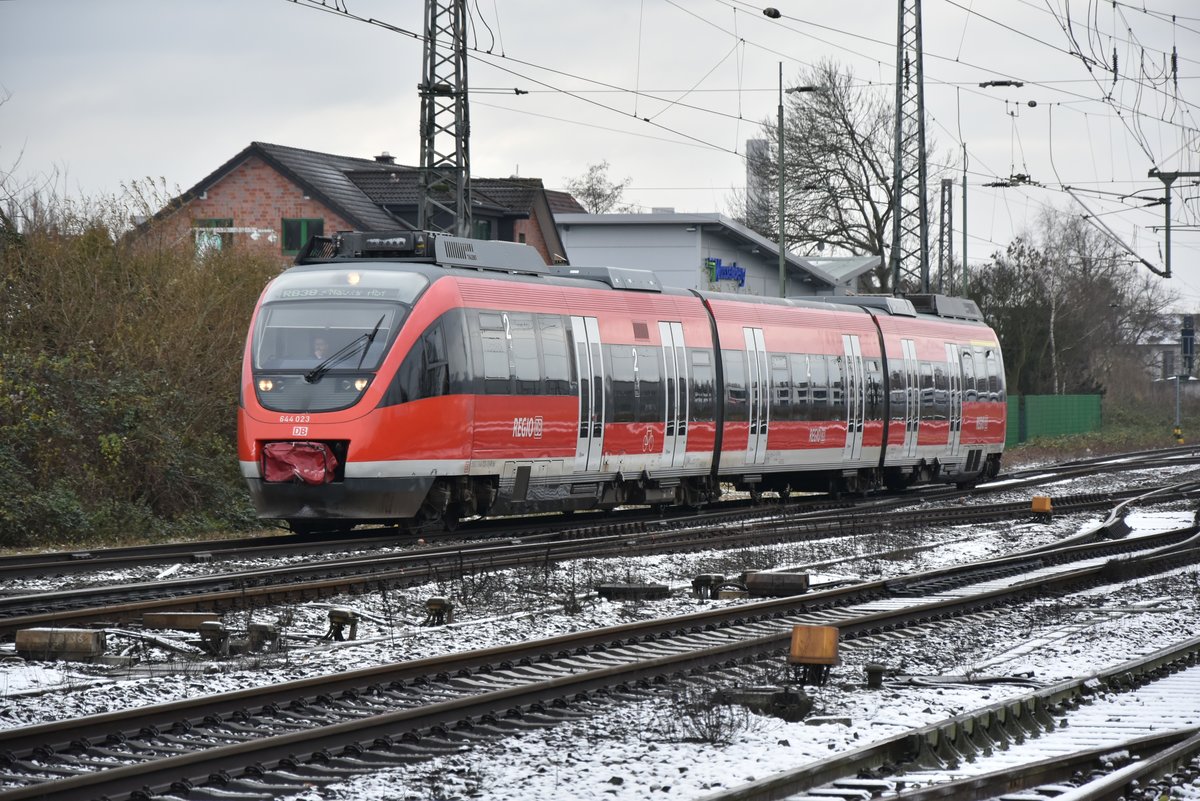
[[0, 186, 279, 546]]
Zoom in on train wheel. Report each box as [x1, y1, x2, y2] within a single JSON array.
[[442, 502, 467, 532]]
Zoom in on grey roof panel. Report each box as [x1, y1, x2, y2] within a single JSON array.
[[254, 142, 403, 230]]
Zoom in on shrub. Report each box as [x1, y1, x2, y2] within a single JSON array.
[[0, 180, 279, 546]]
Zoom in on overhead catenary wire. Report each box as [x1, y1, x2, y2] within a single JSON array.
[[278, 0, 1197, 271]]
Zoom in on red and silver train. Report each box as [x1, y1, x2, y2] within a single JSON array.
[[238, 231, 1006, 532]]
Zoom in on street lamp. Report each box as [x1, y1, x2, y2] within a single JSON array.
[[776, 62, 820, 298]]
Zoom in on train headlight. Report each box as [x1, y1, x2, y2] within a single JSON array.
[[347, 271, 361, 286], [339, 377, 371, 393], [258, 378, 275, 392]]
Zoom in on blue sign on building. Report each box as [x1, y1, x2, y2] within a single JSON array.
[[703, 256, 745, 287]]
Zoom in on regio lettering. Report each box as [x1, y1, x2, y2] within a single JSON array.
[[512, 416, 544, 438]]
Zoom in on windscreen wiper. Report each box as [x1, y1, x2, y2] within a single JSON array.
[[356, 315, 386, 369], [304, 315, 386, 384]]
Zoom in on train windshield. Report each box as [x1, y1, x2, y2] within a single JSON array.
[[251, 268, 426, 372], [252, 303, 408, 371]]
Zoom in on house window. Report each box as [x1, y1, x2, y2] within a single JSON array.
[[282, 218, 324, 256], [472, 219, 493, 240], [194, 218, 232, 257]]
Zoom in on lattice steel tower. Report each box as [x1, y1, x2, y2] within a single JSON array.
[[938, 178, 954, 294], [418, 0, 471, 237], [889, 0, 930, 293]]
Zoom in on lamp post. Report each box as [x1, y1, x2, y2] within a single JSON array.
[[776, 63, 820, 298], [777, 63, 787, 298]]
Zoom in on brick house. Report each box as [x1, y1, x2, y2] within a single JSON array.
[[151, 142, 583, 265]]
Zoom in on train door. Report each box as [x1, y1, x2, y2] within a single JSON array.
[[743, 327, 769, 465], [841, 334, 864, 461], [901, 338, 919, 458], [659, 321, 689, 468], [945, 343, 964, 459], [570, 315, 605, 473]]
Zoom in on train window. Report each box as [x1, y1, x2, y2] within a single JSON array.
[[828, 356, 845, 422], [394, 344, 421, 404], [479, 312, 504, 330], [419, 322, 450, 399], [610, 346, 636, 423], [690, 350, 715, 422], [865, 359, 884, 420], [253, 303, 399, 370], [723, 349, 748, 422], [985, 349, 1003, 402], [919, 362, 934, 420], [539, 315, 572, 395], [932, 365, 949, 420], [636, 345, 663, 423], [810, 356, 829, 409], [389, 316, 451, 405], [480, 327, 510, 394], [961, 351, 977, 402], [889, 365, 906, 421], [790, 354, 810, 421], [509, 313, 541, 394], [770, 354, 791, 422], [441, 308, 471, 395]]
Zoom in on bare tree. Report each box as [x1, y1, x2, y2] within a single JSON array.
[[741, 60, 951, 292], [563, 160, 632, 214], [970, 206, 1176, 397]]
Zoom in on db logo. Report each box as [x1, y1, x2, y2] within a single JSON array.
[[293, 426, 309, 436]]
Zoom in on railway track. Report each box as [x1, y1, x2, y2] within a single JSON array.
[[3, 445, 1193, 584], [1, 482, 1195, 639], [699, 636, 1200, 801], [1, 495, 1197, 800]]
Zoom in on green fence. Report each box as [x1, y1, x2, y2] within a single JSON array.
[[1005, 394, 1103, 447]]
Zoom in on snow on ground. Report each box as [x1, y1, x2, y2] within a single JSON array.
[[270, 567, 1200, 801], [0, 467, 1197, 799]]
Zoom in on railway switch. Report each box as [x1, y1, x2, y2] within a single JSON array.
[[247, 623, 281, 652], [691, 574, 726, 600], [197, 622, 230, 657], [324, 609, 359, 641], [423, 597, 454, 626]]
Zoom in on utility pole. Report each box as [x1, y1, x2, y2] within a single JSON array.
[[938, 178, 953, 294], [889, 0, 930, 294], [1148, 168, 1200, 280], [418, 0, 471, 237], [961, 142, 968, 294], [778, 63, 787, 298]]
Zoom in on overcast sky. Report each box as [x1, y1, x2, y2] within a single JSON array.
[[3, 0, 1199, 306]]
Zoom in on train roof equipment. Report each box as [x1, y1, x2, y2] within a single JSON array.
[[296, 230, 550, 275], [551, 265, 663, 292], [820, 293, 984, 322]]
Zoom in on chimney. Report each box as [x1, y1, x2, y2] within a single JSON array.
[[375, 151, 395, 164]]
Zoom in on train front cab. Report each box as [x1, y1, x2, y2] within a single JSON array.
[[238, 264, 457, 529]]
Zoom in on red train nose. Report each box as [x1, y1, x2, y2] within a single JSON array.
[[262, 442, 340, 485]]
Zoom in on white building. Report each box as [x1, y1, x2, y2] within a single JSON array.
[[556, 212, 879, 297]]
